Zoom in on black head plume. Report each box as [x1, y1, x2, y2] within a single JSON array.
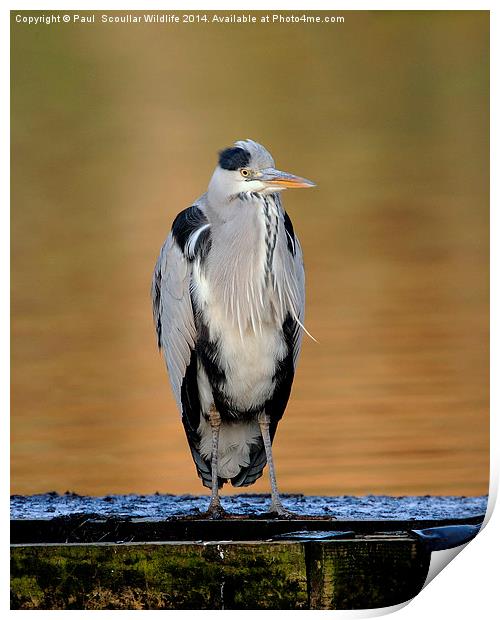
[[218, 147, 251, 171]]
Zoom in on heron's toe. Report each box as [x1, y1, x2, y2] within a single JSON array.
[[204, 503, 228, 520], [267, 501, 295, 519]]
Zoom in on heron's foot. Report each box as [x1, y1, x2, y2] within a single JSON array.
[[204, 498, 227, 520], [205, 505, 227, 519], [267, 500, 295, 519]]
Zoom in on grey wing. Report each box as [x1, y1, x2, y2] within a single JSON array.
[[152, 233, 215, 488], [151, 233, 196, 408]]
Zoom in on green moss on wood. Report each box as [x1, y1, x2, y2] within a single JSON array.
[[11, 537, 430, 610], [11, 542, 308, 610]]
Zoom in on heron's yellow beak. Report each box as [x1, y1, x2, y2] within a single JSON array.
[[258, 167, 316, 189]]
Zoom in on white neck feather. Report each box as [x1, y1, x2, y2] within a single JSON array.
[[204, 193, 295, 338]]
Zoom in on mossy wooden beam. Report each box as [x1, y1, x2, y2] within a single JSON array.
[[11, 495, 484, 610], [11, 536, 429, 610], [307, 538, 429, 609]]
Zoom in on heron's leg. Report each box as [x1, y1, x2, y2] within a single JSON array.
[[258, 412, 289, 516], [206, 405, 225, 518]]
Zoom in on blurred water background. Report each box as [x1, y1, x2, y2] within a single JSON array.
[[11, 11, 489, 496]]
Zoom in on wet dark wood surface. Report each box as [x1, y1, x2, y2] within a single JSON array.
[[10, 493, 486, 610], [11, 492, 486, 544], [11, 492, 488, 520]]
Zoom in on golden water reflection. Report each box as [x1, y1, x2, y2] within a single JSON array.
[[11, 11, 489, 496]]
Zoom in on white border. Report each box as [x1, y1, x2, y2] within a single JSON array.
[[4, 2, 495, 618]]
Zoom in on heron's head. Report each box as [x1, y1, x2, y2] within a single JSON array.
[[207, 139, 315, 209]]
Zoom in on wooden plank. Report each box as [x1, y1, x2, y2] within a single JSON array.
[[11, 536, 429, 610], [307, 537, 429, 609], [10, 514, 485, 545], [10, 494, 482, 609]]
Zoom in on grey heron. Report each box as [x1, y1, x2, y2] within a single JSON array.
[[151, 139, 315, 517]]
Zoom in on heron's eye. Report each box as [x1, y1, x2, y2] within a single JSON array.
[[240, 168, 251, 178]]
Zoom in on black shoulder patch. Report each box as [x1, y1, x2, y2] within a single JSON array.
[[218, 147, 251, 171], [171, 205, 209, 256], [283, 211, 296, 256]]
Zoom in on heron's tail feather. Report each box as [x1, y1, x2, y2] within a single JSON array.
[[230, 416, 281, 487], [230, 441, 267, 487], [189, 446, 228, 489]]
